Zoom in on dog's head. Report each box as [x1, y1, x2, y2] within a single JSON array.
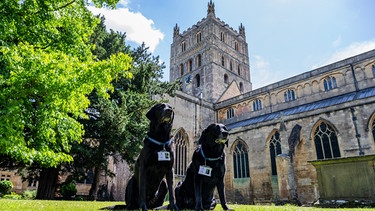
[[198, 123, 229, 148], [146, 103, 174, 140]]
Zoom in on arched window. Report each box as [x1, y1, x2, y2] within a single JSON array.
[[323, 76, 337, 91], [221, 55, 225, 66], [181, 41, 186, 52], [284, 89, 296, 102], [197, 54, 202, 67], [269, 131, 281, 176], [238, 65, 241, 75], [372, 64, 375, 77], [188, 59, 193, 72], [239, 82, 244, 92], [220, 32, 225, 42], [253, 99, 262, 111], [174, 129, 188, 176], [224, 74, 229, 84], [230, 60, 233, 71], [179, 64, 184, 76], [195, 74, 200, 88], [314, 121, 340, 159], [235, 42, 239, 51], [233, 140, 250, 179], [196, 32, 202, 43], [226, 107, 234, 119]]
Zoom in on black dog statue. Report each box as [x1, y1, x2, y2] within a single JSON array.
[[175, 123, 231, 210], [125, 103, 178, 210]]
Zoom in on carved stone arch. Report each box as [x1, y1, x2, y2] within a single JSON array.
[[310, 118, 341, 159], [173, 127, 189, 176], [363, 59, 375, 78], [231, 138, 250, 179], [366, 111, 375, 147], [310, 118, 339, 139]]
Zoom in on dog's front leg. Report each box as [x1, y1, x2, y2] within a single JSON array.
[[217, 181, 230, 210], [166, 170, 178, 210], [194, 177, 204, 210], [139, 165, 148, 211]]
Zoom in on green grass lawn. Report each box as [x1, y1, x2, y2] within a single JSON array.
[[1, 199, 375, 211]]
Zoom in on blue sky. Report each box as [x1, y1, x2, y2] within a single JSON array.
[[88, 0, 375, 89]]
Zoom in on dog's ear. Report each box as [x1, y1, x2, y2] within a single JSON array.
[[198, 129, 206, 145], [146, 104, 157, 120]]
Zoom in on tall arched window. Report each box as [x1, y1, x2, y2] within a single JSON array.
[[174, 129, 188, 176], [179, 64, 184, 76], [314, 121, 340, 159], [235, 42, 239, 51], [226, 107, 234, 119], [221, 55, 225, 66], [323, 76, 337, 91], [233, 140, 250, 179], [197, 54, 202, 67], [239, 82, 244, 92], [253, 99, 262, 111], [284, 89, 296, 102], [269, 131, 281, 176], [237, 65, 241, 75], [230, 60, 233, 71], [181, 41, 186, 52], [188, 59, 193, 72], [220, 32, 225, 42], [224, 74, 229, 84], [195, 74, 200, 88], [196, 32, 202, 43], [372, 64, 375, 77]]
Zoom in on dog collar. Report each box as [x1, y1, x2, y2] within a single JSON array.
[[146, 136, 171, 147], [200, 147, 223, 161]]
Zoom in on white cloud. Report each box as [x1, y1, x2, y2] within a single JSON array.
[[251, 55, 280, 89], [313, 39, 375, 69], [331, 35, 342, 48], [87, 6, 164, 53]]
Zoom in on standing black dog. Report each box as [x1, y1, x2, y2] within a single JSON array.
[[175, 123, 231, 210], [125, 103, 178, 210]]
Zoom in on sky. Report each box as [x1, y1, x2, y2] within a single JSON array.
[[88, 0, 375, 90]]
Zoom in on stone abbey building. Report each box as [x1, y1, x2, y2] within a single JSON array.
[[166, 0, 375, 205], [3, 0, 375, 205]]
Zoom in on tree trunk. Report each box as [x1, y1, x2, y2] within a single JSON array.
[[36, 167, 59, 199], [89, 166, 102, 200]]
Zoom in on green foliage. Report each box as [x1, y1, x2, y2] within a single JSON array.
[[0, 0, 131, 168], [0, 180, 13, 195], [2, 192, 22, 200], [60, 182, 77, 198], [22, 190, 37, 200]]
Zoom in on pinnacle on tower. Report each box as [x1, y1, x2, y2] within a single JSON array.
[[239, 23, 245, 37], [207, 0, 215, 17], [173, 24, 180, 38]]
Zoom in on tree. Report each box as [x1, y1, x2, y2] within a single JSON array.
[[0, 0, 131, 199], [66, 17, 180, 199]]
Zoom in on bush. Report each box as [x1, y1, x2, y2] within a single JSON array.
[[60, 182, 77, 199], [2, 192, 22, 200], [22, 190, 37, 200], [0, 180, 13, 196]]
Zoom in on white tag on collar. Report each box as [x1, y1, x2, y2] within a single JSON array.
[[158, 151, 171, 161], [198, 165, 212, 177]]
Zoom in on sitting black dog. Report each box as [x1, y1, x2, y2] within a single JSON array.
[[175, 123, 231, 210], [125, 103, 178, 210]]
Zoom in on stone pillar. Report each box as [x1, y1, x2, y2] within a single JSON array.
[[276, 154, 290, 201]]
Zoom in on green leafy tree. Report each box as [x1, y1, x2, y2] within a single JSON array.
[[66, 17, 180, 199], [0, 0, 131, 199]]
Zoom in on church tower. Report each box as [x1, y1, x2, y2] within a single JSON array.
[[170, 0, 252, 103]]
